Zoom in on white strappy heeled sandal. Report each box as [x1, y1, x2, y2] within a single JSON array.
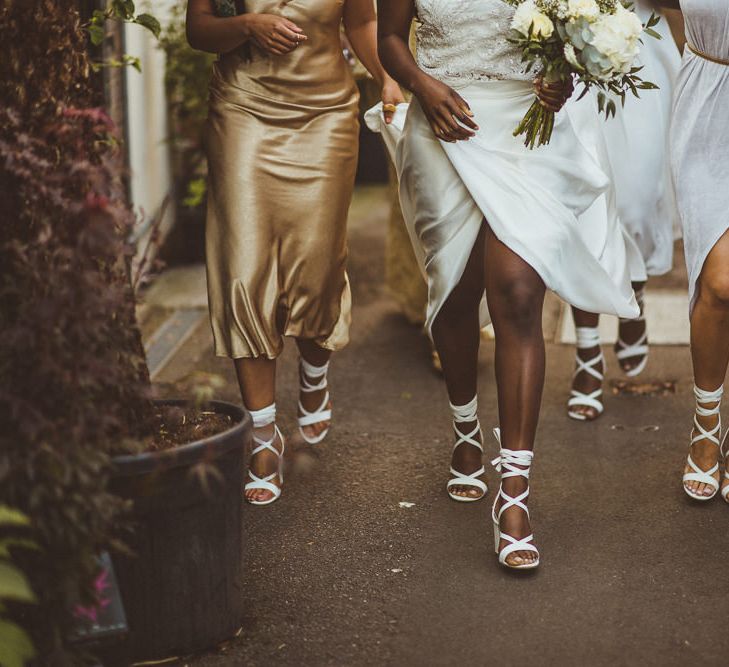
[[446, 397, 487, 502], [683, 385, 723, 502], [567, 326, 605, 421], [245, 404, 285, 506], [298, 359, 332, 445], [615, 288, 649, 378], [491, 428, 539, 570]]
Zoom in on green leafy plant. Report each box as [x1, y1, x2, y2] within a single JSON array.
[[0, 507, 38, 667], [86, 0, 161, 71], [0, 0, 155, 662], [159, 3, 216, 208]]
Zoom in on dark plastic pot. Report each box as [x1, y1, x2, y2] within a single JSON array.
[[109, 400, 251, 663]]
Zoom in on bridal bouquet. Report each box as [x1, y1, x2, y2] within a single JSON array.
[[505, 0, 660, 148]]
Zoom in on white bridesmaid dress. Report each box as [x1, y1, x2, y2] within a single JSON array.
[[670, 0, 729, 313], [601, 2, 681, 279], [366, 0, 639, 336]]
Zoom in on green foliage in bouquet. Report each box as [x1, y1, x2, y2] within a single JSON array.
[[0, 0, 156, 661]]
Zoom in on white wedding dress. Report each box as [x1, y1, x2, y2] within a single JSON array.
[[670, 0, 729, 314], [603, 1, 681, 278], [366, 0, 639, 335]]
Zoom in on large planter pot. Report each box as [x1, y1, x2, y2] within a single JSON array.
[[109, 400, 251, 662]]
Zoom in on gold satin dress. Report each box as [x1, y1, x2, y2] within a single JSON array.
[[205, 0, 359, 359]]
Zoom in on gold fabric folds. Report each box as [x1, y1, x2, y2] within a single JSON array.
[[205, 0, 359, 359]]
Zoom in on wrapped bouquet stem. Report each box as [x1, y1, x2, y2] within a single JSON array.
[[506, 0, 661, 149]]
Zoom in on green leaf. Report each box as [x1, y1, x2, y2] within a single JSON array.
[[88, 23, 106, 45], [0, 620, 35, 667], [134, 14, 161, 39], [0, 563, 36, 604], [0, 508, 29, 528], [644, 27, 662, 40], [0, 538, 39, 559], [111, 0, 136, 20]]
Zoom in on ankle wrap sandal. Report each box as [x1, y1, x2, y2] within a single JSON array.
[[446, 397, 487, 502], [568, 326, 605, 421], [616, 287, 649, 377], [298, 359, 332, 445], [683, 385, 723, 501], [245, 403, 285, 506]]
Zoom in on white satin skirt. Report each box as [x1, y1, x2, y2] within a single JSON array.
[[366, 79, 640, 337]]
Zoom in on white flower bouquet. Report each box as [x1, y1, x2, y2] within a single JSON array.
[[505, 0, 661, 148]]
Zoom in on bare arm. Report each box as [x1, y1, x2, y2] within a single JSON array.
[[377, 0, 477, 142], [651, 1, 681, 9], [343, 0, 404, 123], [186, 0, 306, 55]]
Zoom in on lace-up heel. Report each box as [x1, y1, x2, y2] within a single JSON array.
[[446, 397, 487, 502], [491, 428, 539, 570], [683, 385, 723, 501], [615, 287, 649, 377], [568, 326, 605, 421]]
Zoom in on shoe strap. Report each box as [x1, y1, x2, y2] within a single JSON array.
[[300, 359, 329, 393], [450, 396, 483, 453], [615, 330, 648, 361], [572, 349, 604, 383], [298, 393, 332, 427], [568, 388, 604, 413], [692, 384, 723, 448], [683, 454, 720, 489], [497, 534, 539, 565], [491, 447, 533, 521], [248, 403, 276, 429], [447, 466, 487, 493], [251, 425, 284, 458], [575, 326, 601, 349]]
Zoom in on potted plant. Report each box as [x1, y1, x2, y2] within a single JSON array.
[[0, 1, 250, 663]]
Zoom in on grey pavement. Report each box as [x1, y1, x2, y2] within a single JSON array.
[[146, 186, 729, 666]]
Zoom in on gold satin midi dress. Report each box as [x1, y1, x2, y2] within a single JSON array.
[[205, 0, 359, 359]]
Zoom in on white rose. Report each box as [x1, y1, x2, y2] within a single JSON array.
[[566, 0, 600, 20], [590, 8, 642, 74], [512, 1, 555, 39]]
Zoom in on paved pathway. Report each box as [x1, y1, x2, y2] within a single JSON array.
[[146, 186, 729, 666]]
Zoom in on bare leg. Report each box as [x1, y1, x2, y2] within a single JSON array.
[[432, 224, 486, 499], [485, 226, 546, 567], [570, 308, 602, 421], [684, 231, 729, 499], [296, 339, 332, 441], [235, 357, 282, 503]]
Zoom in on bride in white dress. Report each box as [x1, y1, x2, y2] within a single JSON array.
[[376, 0, 639, 570], [568, 2, 682, 422]]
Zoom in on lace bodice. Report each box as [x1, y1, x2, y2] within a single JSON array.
[[415, 0, 532, 85]]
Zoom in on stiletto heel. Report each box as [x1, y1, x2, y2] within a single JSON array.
[[298, 359, 332, 445], [683, 385, 723, 501], [568, 327, 605, 421], [245, 404, 285, 506], [615, 287, 649, 378], [446, 397, 487, 502], [490, 428, 539, 570]]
